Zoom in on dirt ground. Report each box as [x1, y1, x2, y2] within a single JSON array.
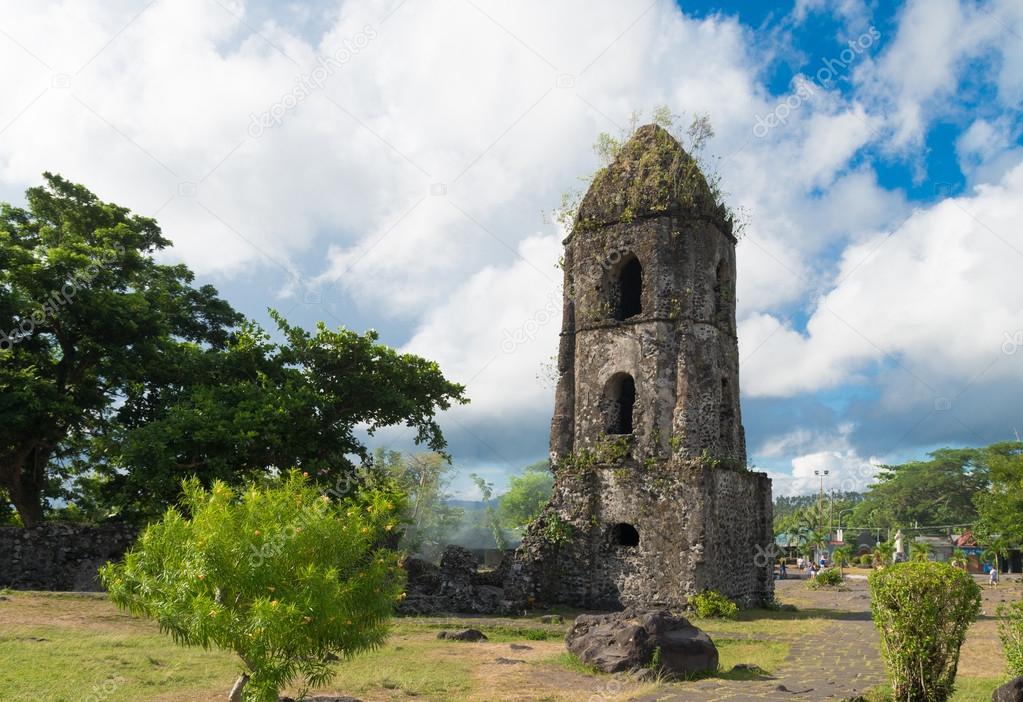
[[1, 574, 1020, 701]]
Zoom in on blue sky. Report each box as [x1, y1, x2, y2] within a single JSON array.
[[1, 0, 1021, 498]]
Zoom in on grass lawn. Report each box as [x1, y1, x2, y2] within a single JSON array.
[[1, 581, 1017, 701], [0, 592, 800, 701]]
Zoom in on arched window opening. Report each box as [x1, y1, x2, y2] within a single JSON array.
[[604, 373, 636, 435], [613, 255, 643, 321], [610, 523, 640, 548]]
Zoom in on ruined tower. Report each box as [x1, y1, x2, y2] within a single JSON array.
[[510, 124, 774, 609]]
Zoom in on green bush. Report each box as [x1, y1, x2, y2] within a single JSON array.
[[807, 567, 843, 589], [869, 561, 982, 702], [100, 471, 406, 702], [859, 554, 874, 567], [998, 600, 1023, 677], [690, 590, 739, 619]]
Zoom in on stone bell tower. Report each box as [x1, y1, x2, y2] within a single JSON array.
[[509, 124, 773, 609]]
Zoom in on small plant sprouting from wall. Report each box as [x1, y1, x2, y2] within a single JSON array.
[[541, 513, 575, 547], [690, 448, 747, 472], [549, 106, 747, 237], [555, 434, 632, 475]]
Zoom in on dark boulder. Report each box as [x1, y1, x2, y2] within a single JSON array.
[[437, 628, 488, 641], [993, 677, 1023, 702], [565, 608, 718, 676]]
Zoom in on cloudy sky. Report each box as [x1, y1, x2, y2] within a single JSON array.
[[2, 0, 1021, 498]]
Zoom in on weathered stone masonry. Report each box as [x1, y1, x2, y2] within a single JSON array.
[[0, 522, 139, 591], [508, 124, 774, 609]]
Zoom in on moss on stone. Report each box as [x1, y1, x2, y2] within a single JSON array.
[[575, 124, 730, 234]]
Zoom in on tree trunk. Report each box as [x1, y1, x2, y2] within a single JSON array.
[[1, 447, 46, 528], [228, 673, 249, 702]]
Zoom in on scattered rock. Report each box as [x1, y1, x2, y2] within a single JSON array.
[[540, 614, 564, 624], [775, 684, 814, 694], [509, 643, 533, 651], [565, 608, 718, 676], [631, 667, 657, 682], [0, 595, 9, 601], [993, 676, 1023, 702], [493, 657, 524, 665], [437, 629, 488, 642]]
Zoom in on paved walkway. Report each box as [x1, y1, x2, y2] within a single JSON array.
[[638, 578, 885, 701]]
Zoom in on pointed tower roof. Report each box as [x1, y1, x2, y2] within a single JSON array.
[[575, 123, 730, 235]]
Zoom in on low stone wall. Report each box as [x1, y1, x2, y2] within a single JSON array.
[[399, 546, 516, 615], [0, 523, 139, 591]]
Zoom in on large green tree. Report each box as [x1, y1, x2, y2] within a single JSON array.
[[0, 174, 240, 526], [1, 175, 468, 525], [851, 448, 988, 529], [973, 441, 1023, 551], [84, 314, 467, 520]]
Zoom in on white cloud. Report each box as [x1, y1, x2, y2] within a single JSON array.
[[761, 425, 882, 496], [740, 160, 1023, 398], [957, 117, 1023, 187], [3, 0, 1023, 491], [401, 233, 562, 419], [856, 0, 1023, 151]]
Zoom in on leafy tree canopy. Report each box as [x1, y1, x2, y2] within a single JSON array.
[[498, 460, 553, 529], [973, 441, 1023, 549], [1, 174, 467, 525], [83, 312, 467, 520], [850, 447, 989, 529], [0, 173, 239, 526]]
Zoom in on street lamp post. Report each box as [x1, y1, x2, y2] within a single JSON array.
[[814, 469, 830, 560], [814, 469, 830, 532]]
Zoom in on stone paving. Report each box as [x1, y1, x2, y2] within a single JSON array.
[[636, 577, 885, 701]]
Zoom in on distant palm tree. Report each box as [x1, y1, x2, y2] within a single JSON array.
[[832, 545, 853, 576], [873, 541, 895, 568], [803, 527, 828, 563], [980, 536, 1011, 575], [910, 540, 932, 562]]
